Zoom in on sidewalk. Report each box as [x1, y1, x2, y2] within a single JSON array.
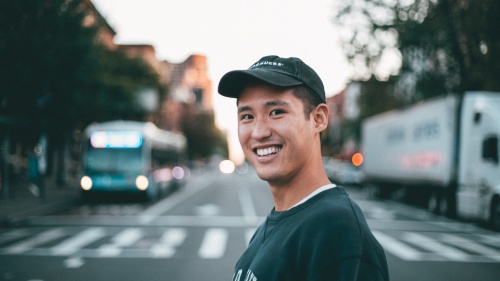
[[0, 176, 80, 226]]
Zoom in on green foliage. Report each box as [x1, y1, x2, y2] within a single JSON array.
[[0, 0, 160, 144], [73, 45, 160, 126], [0, 0, 94, 126], [330, 0, 500, 149], [181, 106, 228, 160], [357, 77, 403, 119], [333, 0, 500, 101]]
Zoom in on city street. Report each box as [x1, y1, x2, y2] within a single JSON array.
[[1, 168, 500, 281]]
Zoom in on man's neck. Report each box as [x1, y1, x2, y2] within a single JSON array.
[[269, 168, 330, 212]]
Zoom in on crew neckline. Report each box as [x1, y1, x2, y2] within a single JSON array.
[[288, 183, 336, 210]]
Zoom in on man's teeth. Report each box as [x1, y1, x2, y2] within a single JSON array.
[[256, 147, 281, 156]]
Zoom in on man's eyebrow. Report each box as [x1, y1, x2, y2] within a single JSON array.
[[237, 100, 290, 113], [237, 105, 252, 113], [265, 100, 290, 108]]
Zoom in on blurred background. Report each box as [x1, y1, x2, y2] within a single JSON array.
[[0, 1, 499, 280]]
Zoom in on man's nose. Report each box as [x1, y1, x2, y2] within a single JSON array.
[[251, 118, 272, 140]]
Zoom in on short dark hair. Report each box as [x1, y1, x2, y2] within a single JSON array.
[[292, 85, 326, 140], [291, 85, 324, 120]]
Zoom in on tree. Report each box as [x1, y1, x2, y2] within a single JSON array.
[[333, 0, 500, 102], [0, 0, 160, 183], [181, 105, 229, 161], [0, 0, 160, 134], [73, 45, 160, 126], [1, 0, 96, 138]]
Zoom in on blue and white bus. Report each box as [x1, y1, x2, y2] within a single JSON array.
[[79, 120, 187, 201]]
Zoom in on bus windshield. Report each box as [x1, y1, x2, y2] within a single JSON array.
[[84, 146, 144, 174]]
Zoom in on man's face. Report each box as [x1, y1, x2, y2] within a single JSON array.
[[237, 84, 317, 185]]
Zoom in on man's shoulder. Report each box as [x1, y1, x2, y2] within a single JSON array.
[[299, 188, 361, 227], [307, 186, 355, 213]]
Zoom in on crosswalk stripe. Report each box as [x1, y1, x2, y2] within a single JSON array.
[[403, 232, 469, 261], [477, 234, 500, 243], [159, 228, 187, 246], [5, 228, 65, 254], [198, 228, 228, 259], [138, 176, 216, 224], [237, 185, 259, 225], [150, 228, 187, 258], [440, 234, 500, 261], [3, 225, 500, 262], [51, 227, 106, 256], [372, 231, 423, 261], [98, 227, 143, 257], [0, 229, 29, 245], [111, 228, 143, 247]]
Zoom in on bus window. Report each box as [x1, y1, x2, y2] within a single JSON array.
[[85, 145, 144, 174]]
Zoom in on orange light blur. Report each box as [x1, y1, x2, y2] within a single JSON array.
[[352, 153, 363, 167]]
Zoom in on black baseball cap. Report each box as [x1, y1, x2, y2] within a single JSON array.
[[218, 55, 326, 103]]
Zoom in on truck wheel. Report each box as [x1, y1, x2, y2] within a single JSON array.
[[490, 198, 500, 231], [428, 193, 437, 214], [438, 195, 448, 216], [428, 191, 440, 214], [428, 191, 447, 215]]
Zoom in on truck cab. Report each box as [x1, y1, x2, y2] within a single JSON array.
[[457, 92, 500, 229]]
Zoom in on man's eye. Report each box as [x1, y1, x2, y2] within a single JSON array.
[[240, 114, 253, 120], [270, 109, 284, 116]]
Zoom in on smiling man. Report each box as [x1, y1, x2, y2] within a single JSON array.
[[218, 55, 389, 281]]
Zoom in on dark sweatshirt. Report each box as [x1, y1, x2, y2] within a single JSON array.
[[232, 187, 389, 281]]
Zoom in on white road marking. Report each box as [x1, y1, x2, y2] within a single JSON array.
[[198, 228, 228, 259], [159, 228, 187, 246], [150, 228, 187, 258], [98, 228, 143, 257], [112, 228, 143, 247], [402, 232, 469, 261], [0, 229, 29, 244], [477, 234, 500, 243], [64, 256, 85, 268], [372, 231, 423, 261], [51, 227, 106, 256], [5, 228, 65, 254], [2, 226, 500, 263], [237, 185, 259, 224], [194, 204, 220, 216], [31, 215, 265, 227], [441, 234, 500, 261], [138, 175, 216, 224]]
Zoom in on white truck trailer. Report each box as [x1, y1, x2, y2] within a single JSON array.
[[362, 91, 500, 228]]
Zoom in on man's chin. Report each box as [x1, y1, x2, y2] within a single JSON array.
[[254, 169, 280, 183]]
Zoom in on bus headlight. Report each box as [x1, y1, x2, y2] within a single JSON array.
[[80, 176, 93, 190], [136, 175, 149, 190]]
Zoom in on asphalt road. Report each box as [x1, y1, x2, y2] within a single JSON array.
[[1, 167, 499, 281]]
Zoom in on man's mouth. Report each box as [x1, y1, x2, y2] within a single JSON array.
[[255, 146, 282, 157]]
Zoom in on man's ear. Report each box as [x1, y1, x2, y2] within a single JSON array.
[[312, 103, 329, 133]]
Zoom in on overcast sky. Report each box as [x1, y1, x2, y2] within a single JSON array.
[[92, 0, 352, 162]]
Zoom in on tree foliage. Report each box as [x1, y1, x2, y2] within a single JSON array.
[[181, 106, 228, 160], [0, 0, 159, 145], [333, 0, 500, 102]]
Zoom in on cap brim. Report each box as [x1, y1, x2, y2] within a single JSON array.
[[218, 69, 303, 99]]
